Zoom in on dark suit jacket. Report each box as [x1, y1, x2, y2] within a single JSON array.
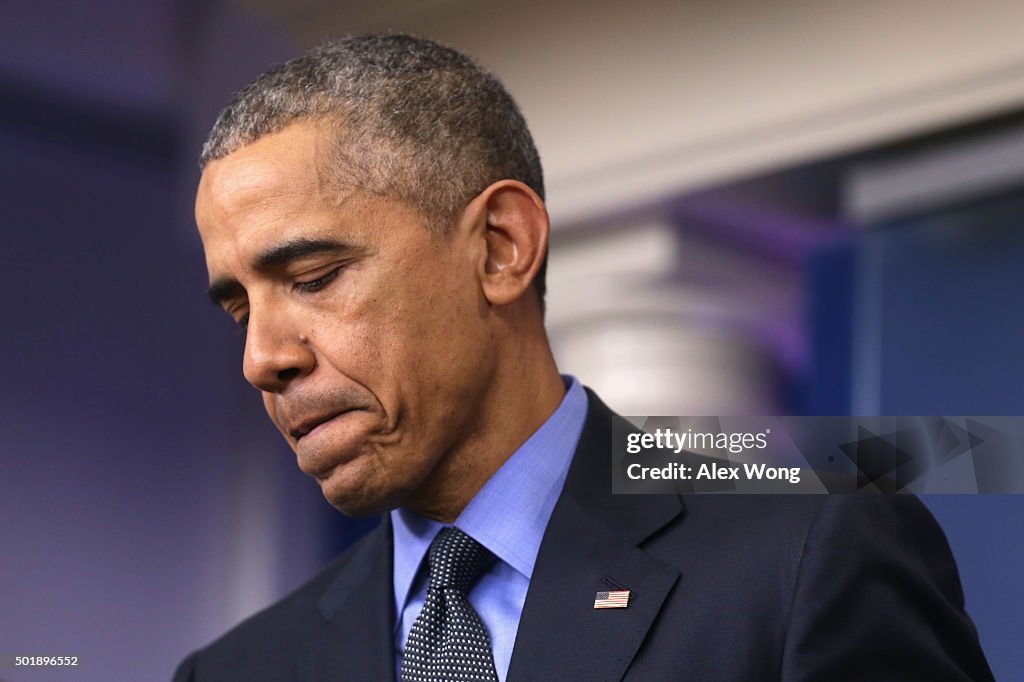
[[174, 390, 993, 681]]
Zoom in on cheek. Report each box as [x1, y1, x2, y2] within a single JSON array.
[[394, 286, 491, 402], [319, 249, 487, 403]]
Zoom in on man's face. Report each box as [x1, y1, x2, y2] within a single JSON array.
[[195, 121, 497, 516]]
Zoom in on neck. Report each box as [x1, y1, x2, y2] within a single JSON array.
[[404, 333, 566, 523]]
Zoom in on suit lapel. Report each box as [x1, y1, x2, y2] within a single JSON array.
[[507, 390, 684, 681], [300, 517, 396, 682]]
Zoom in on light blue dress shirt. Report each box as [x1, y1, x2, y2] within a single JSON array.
[[391, 376, 588, 681]]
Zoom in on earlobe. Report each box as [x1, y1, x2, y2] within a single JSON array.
[[476, 180, 549, 307]]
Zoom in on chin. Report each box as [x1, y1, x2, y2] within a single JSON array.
[[323, 492, 393, 518], [317, 468, 404, 518]]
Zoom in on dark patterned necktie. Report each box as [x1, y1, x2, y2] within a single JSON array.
[[400, 527, 499, 682]]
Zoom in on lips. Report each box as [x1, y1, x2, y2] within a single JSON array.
[[288, 408, 356, 441]]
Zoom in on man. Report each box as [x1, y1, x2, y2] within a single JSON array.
[[175, 34, 993, 680]]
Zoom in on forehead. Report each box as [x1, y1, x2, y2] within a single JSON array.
[[196, 121, 333, 228], [195, 122, 356, 272], [194, 121, 438, 289]]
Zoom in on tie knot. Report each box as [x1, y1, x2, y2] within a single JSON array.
[[427, 527, 494, 593]]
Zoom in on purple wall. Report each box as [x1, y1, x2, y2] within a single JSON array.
[[0, 3, 329, 681], [1, 112, 233, 680]]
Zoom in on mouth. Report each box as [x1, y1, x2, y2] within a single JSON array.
[[288, 408, 359, 442]]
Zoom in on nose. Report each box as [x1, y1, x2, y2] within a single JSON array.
[[241, 306, 316, 393]]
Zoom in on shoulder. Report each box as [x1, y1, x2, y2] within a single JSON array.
[[677, 493, 961, 595], [680, 492, 946, 550], [676, 494, 990, 679], [642, 495, 832, 601], [651, 492, 956, 595]]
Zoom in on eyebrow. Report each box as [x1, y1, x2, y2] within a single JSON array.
[[254, 237, 354, 270], [207, 278, 245, 307], [207, 237, 355, 306]]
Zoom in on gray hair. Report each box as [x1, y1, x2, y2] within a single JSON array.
[[200, 33, 547, 302]]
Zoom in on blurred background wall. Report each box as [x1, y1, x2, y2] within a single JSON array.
[[2, 1, 1022, 680]]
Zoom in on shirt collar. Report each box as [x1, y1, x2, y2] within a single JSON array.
[[391, 376, 587, 616]]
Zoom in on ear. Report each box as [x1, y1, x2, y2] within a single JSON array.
[[461, 180, 549, 307]]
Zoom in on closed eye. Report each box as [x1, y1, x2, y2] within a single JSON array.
[[294, 267, 342, 293]]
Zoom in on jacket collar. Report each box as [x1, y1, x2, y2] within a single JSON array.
[[507, 388, 684, 681], [308, 516, 396, 681]]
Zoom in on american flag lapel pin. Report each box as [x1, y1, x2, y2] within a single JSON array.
[[593, 589, 631, 609]]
